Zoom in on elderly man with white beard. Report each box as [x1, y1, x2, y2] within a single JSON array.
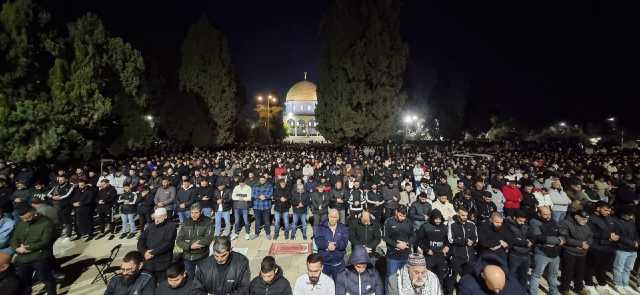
[[387, 253, 443, 295]]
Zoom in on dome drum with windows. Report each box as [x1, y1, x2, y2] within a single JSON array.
[[283, 73, 324, 142]]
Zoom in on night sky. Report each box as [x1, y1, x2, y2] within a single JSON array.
[[53, 0, 639, 132]]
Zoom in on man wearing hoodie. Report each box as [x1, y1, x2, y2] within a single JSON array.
[[249, 256, 292, 295], [457, 253, 526, 295], [415, 209, 451, 293], [335, 245, 383, 295]]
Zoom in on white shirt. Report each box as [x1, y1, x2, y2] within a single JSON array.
[[293, 273, 335, 295]]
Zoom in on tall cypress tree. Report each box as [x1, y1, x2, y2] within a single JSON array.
[[179, 15, 237, 145], [316, 0, 409, 144]]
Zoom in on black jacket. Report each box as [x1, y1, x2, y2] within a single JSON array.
[[155, 274, 194, 295], [248, 266, 292, 295], [478, 222, 512, 257], [0, 267, 21, 295], [212, 188, 233, 212], [588, 214, 618, 251], [447, 218, 478, 263], [273, 185, 292, 212], [176, 185, 196, 211], [290, 191, 309, 214], [506, 219, 531, 256], [415, 220, 449, 255], [192, 253, 251, 295], [452, 195, 476, 217], [310, 191, 331, 214], [474, 201, 497, 224], [409, 200, 432, 222], [97, 185, 117, 205], [457, 253, 526, 295], [520, 192, 538, 219], [137, 220, 177, 272], [528, 217, 563, 258], [383, 217, 414, 260], [118, 192, 138, 214], [615, 217, 639, 252], [71, 186, 94, 207], [330, 188, 348, 210], [104, 272, 156, 295], [195, 185, 214, 209], [349, 218, 382, 251]]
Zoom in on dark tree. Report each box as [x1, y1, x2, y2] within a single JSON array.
[[179, 14, 237, 145], [0, 0, 149, 162], [316, 0, 409, 144]]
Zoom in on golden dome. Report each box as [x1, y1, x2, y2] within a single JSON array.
[[286, 80, 317, 102]]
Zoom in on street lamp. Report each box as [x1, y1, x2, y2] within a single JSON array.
[[257, 94, 277, 131], [558, 122, 567, 127], [607, 117, 616, 122]]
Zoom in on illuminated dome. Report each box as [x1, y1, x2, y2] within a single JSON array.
[[285, 80, 317, 102]]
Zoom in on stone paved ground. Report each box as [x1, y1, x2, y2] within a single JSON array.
[[33, 223, 636, 295], [44, 225, 312, 295]]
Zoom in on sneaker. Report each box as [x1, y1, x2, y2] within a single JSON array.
[[230, 233, 238, 240], [266, 234, 272, 240], [249, 234, 258, 240], [245, 234, 251, 240], [127, 232, 137, 239], [119, 232, 129, 239]]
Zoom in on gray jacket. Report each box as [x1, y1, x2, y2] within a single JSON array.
[[559, 217, 593, 256]]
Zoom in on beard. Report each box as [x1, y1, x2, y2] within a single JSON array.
[[309, 275, 320, 284], [122, 272, 139, 286], [412, 278, 425, 288]]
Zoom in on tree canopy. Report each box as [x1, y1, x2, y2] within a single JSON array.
[[316, 0, 409, 144], [179, 15, 238, 145], [0, 0, 150, 163]]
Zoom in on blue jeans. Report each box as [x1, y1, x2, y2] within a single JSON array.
[[530, 254, 560, 295], [215, 210, 231, 236], [274, 211, 289, 234], [552, 211, 566, 223], [387, 258, 407, 277], [177, 210, 189, 223], [291, 213, 307, 237], [613, 250, 637, 287], [202, 207, 213, 218], [120, 214, 136, 233], [234, 208, 250, 234]]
